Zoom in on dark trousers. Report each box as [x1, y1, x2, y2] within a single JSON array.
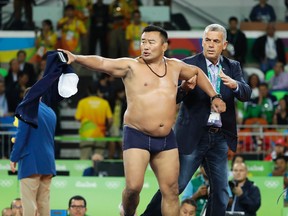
[[141, 130, 229, 216]]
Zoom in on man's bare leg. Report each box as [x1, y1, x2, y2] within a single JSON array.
[[122, 149, 150, 216], [150, 149, 180, 216]]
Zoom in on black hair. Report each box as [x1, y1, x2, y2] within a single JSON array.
[[42, 19, 53, 31], [274, 155, 287, 163], [259, 82, 269, 88], [231, 154, 245, 170], [65, 4, 75, 11], [68, 195, 86, 208], [247, 73, 260, 87], [17, 50, 26, 57], [11, 198, 21, 209], [181, 198, 197, 209], [229, 16, 238, 23], [142, 25, 168, 43]]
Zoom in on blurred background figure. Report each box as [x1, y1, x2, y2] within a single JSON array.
[[273, 98, 288, 125], [89, 0, 109, 56], [249, 0, 276, 22], [268, 61, 288, 90], [16, 50, 36, 87], [57, 4, 87, 53], [34, 19, 57, 69], [252, 23, 286, 73], [126, 9, 148, 57], [10, 198, 23, 216], [75, 83, 113, 160], [1, 207, 12, 216], [82, 153, 104, 176], [226, 16, 247, 68], [4, 0, 35, 30], [265, 138, 288, 161], [181, 166, 209, 216]]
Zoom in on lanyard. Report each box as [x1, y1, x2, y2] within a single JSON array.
[[207, 65, 221, 94]]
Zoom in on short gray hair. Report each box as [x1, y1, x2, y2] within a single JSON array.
[[204, 24, 227, 42]]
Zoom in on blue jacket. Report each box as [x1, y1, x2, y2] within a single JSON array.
[[10, 102, 57, 179], [175, 53, 251, 154], [15, 51, 75, 128], [227, 179, 261, 216]]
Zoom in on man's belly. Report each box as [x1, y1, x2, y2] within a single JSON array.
[[124, 102, 177, 137]]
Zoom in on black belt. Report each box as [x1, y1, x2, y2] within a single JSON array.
[[207, 126, 221, 133]]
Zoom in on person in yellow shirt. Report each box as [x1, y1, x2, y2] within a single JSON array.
[[126, 9, 148, 58], [67, 0, 92, 24], [34, 19, 57, 67], [57, 4, 87, 53], [75, 83, 113, 160]]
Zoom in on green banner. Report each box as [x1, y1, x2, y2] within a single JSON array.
[[0, 175, 285, 215]]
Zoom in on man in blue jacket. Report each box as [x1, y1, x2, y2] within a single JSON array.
[[141, 24, 252, 216], [226, 162, 261, 216]]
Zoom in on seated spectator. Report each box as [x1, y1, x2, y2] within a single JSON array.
[[6, 72, 29, 113], [269, 61, 288, 90], [179, 198, 197, 216], [68, 195, 87, 216], [265, 138, 288, 161], [11, 198, 22, 216], [252, 23, 286, 73], [269, 155, 288, 205], [247, 74, 260, 100], [249, 0, 276, 22], [227, 162, 261, 216], [181, 166, 209, 216], [5, 58, 22, 90], [0, 80, 12, 117], [273, 98, 288, 125], [239, 118, 271, 152], [244, 82, 278, 124], [16, 50, 36, 87], [82, 153, 104, 176], [1, 207, 12, 216]]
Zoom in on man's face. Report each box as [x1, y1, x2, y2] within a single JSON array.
[[275, 159, 287, 173], [259, 85, 268, 97], [229, 20, 238, 31], [68, 199, 87, 216], [179, 203, 196, 216], [273, 62, 283, 76], [11, 200, 22, 216], [232, 163, 247, 183], [141, 31, 167, 61], [202, 31, 227, 64], [17, 53, 26, 63]]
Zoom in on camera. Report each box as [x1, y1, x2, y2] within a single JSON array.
[[229, 180, 239, 189]]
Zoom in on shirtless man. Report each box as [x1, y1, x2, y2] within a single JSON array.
[[59, 25, 226, 216]]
